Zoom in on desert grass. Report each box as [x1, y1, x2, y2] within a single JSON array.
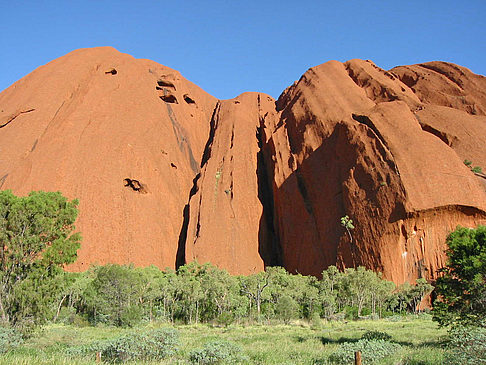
[[1, 315, 447, 364]]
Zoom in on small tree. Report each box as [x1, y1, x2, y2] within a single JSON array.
[[341, 215, 355, 243], [433, 225, 486, 327], [276, 294, 298, 323], [409, 278, 433, 313], [240, 271, 271, 319], [0, 190, 80, 326], [87, 264, 144, 327]]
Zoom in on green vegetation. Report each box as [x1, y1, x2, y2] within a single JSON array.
[[0, 190, 80, 330], [189, 339, 247, 364], [66, 328, 179, 362], [0, 326, 23, 354], [1, 191, 482, 363], [0, 317, 448, 364], [340, 215, 355, 242], [329, 339, 402, 364], [433, 225, 486, 327], [49, 262, 431, 327], [464, 159, 483, 174], [445, 326, 486, 364]]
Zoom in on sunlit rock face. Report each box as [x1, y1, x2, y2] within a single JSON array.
[[1, 48, 485, 283]]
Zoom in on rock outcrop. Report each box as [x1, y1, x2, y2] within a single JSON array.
[[180, 93, 279, 275], [265, 59, 486, 282], [0, 47, 218, 270], [1, 48, 485, 283]]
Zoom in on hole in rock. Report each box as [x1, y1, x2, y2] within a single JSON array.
[[124, 178, 147, 193], [170, 163, 177, 169], [105, 68, 117, 75], [183, 94, 196, 104], [157, 79, 176, 89], [160, 94, 178, 104]]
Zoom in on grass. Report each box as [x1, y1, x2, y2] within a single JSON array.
[[1, 315, 447, 364]]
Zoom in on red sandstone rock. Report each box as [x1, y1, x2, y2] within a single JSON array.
[[182, 93, 278, 275], [0, 47, 217, 270], [1, 48, 485, 284], [268, 60, 486, 283]]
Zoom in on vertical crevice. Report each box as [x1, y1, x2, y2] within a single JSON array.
[[0, 174, 8, 189], [175, 102, 221, 269], [175, 173, 200, 268], [200, 103, 220, 168], [256, 111, 283, 267]]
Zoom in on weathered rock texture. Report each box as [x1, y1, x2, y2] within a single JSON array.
[[0, 47, 218, 270], [1, 48, 485, 283], [267, 59, 486, 282], [180, 93, 279, 275]]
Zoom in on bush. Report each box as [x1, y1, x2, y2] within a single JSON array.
[[329, 339, 401, 364], [275, 295, 298, 323], [445, 326, 486, 365], [361, 330, 392, 341], [66, 328, 179, 362], [0, 327, 23, 354], [343, 306, 371, 320], [189, 340, 248, 364], [433, 225, 486, 327], [310, 311, 323, 330], [215, 312, 235, 327]]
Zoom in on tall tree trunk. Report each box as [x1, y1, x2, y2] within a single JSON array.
[[53, 294, 68, 322]]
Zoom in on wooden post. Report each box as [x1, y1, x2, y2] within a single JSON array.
[[355, 351, 362, 365], [96, 351, 102, 362]]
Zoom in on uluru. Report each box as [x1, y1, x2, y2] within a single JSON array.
[[1, 47, 485, 284]]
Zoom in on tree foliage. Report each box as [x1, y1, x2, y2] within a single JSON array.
[[0, 190, 80, 326], [54, 262, 430, 327], [340, 215, 355, 242], [433, 225, 486, 327]]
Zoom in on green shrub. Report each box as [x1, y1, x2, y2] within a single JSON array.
[[445, 326, 486, 365], [361, 330, 392, 341], [0, 327, 23, 354], [215, 312, 235, 327], [119, 305, 143, 327], [66, 328, 179, 362], [343, 306, 371, 320], [189, 339, 248, 364], [329, 339, 401, 364], [343, 306, 358, 320], [402, 347, 446, 365], [310, 311, 323, 330], [275, 295, 298, 324]]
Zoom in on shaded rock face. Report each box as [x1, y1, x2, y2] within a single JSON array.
[[267, 60, 486, 282], [1, 49, 485, 283]]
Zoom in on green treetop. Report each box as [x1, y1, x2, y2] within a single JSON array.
[[0, 190, 81, 326]]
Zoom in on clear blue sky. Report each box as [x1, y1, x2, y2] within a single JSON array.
[[1, 0, 485, 99]]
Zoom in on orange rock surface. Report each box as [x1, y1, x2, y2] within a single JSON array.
[[1, 48, 485, 283], [267, 59, 486, 282], [0, 47, 217, 270]]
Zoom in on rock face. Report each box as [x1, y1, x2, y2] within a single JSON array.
[[266, 60, 486, 282], [1, 48, 485, 283], [180, 93, 279, 275], [0, 47, 218, 270]]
